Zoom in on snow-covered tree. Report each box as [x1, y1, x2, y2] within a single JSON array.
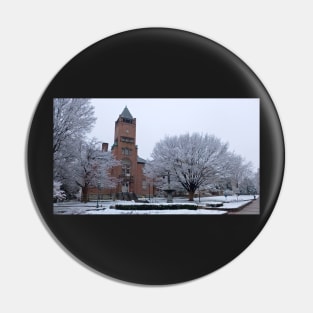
[[53, 98, 96, 155], [240, 176, 257, 195], [151, 133, 229, 201], [53, 180, 66, 202], [144, 160, 186, 196], [253, 168, 260, 194], [53, 98, 96, 183], [62, 139, 120, 202], [143, 160, 162, 196], [222, 153, 254, 193], [53, 98, 100, 198]]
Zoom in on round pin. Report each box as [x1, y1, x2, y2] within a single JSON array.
[[27, 28, 284, 285]]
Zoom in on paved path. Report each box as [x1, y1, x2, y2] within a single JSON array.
[[229, 197, 260, 215]]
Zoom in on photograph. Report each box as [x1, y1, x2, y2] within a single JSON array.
[[53, 98, 259, 215]]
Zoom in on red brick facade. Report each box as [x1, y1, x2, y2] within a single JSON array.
[[86, 107, 148, 200], [111, 107, 146, 195]]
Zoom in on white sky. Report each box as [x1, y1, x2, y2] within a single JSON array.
[[88, 99, 259, 170]]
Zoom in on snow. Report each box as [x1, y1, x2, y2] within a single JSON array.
[[53, 201, 225, 215], [116, 201, 198, 207], [84, 208, 227, 215], [53, 195, 258, 215], [197, 195, 257, 210], [199, 195, 258, 202]]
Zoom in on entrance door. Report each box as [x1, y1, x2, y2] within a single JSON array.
[[122, 183, 129, 193]]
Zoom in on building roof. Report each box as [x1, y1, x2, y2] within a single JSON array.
[[120, 106, 133, 120], [137, 156, 146, 164]]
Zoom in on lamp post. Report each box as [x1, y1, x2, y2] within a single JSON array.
[[96, 181, 100, 208]]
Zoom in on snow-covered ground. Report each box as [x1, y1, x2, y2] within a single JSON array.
[[85, 207, 227, 215], [53, 195, 258, 215], [198, 195, 257, 210]]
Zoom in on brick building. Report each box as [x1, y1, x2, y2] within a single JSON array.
[[110, 106, 147, 196], [87, 107, 148, 200]]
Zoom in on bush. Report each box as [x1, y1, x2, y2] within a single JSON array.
[[115, 204, 198, 211]]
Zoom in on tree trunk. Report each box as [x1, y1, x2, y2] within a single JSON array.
[[188, 190, 195, 201], [81, 187, 88, 203]]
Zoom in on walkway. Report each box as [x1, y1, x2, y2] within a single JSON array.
[[229, 197, 260, 215]]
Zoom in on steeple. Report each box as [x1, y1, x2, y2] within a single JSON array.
[[120, 106, 133, 120]]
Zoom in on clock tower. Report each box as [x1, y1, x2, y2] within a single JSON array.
[[111, 106, 143, 194]]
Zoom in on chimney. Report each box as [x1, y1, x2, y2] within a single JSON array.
[[102, 142, 108, 152]]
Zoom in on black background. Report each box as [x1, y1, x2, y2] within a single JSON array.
[[27, 28, 284, 285]]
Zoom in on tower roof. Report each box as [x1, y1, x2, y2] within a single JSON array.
[[120, 106, 133, 120]]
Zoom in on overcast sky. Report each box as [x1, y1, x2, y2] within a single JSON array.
[[88, 98, 259, 170]]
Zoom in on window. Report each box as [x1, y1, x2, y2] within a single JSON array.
[[122, 159, 131, 176], [122, 148, 132, 156], [122, 118, 132, 124], [121, 136, 134, 143], [142, 180, 147, 190]]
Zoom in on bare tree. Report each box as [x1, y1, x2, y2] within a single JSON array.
[[151, 133, 229, 201]]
